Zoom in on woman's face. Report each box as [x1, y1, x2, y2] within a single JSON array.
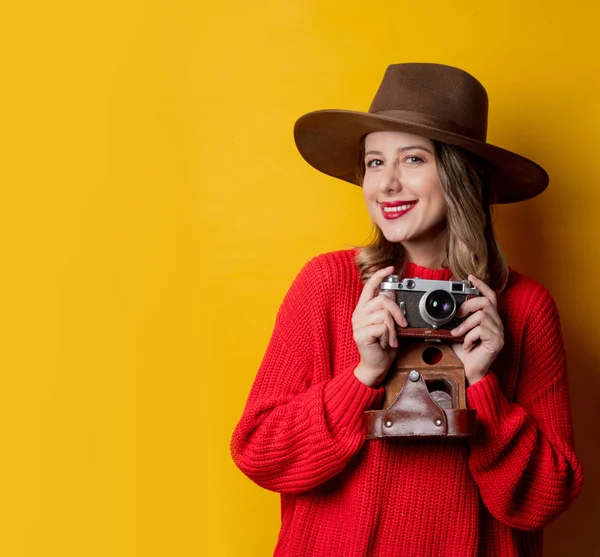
[[362, 130, 447, 248]]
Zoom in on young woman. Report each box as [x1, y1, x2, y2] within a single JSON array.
[[231, 63, 583, 556]]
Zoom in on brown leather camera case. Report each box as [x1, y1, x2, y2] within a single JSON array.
[[364, 342, 475, 439]]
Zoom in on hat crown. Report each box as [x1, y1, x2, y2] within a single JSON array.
[[369, 63, 489, 141], [293, 62, 548, 202]]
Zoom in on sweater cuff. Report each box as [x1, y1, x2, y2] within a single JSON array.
[[466, 371, 512, 430], [323, 367, 385, 434]]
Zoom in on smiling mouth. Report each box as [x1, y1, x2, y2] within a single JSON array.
[[380, 201, 418, 219], [382, 202, 417, 213]]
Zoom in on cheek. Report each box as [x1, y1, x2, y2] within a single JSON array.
[[428, 178, 446, 208], [421, 179, 447, 220], [432, 194, 448, 222], [436, 201, 448, 222], [362, 180, 377, 203], [362, 184, 380, 219]]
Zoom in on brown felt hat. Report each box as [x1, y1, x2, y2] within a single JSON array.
[[294, 63, 548, 204]]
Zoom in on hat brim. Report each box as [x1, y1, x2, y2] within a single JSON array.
[[294, 109, 548, 204]]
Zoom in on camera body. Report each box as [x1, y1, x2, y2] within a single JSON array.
[[380, 276, 479, 330]]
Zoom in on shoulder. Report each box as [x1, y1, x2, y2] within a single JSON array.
[[503, 269, 555, 305], [279, 249, 361, 314], [291, 249, 361, 291], [502, 271, 566, 383], [501, 268, 560, 329]]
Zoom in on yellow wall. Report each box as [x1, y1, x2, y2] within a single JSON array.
[[1, 1, 598, 555]]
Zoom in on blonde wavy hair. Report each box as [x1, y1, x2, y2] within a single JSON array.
[[355, 140, 509, 292]]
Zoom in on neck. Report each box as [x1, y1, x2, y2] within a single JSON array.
[[401, 231, 447, 270]]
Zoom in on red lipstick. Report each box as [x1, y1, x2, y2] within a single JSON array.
[[379, 200, 418, 220]]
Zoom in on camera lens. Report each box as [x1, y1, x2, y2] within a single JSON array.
[[420, 290, 456, 326], [425, 291, 455, 319]]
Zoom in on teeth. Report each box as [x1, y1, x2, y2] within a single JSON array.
[[383, 203, 415, 212]]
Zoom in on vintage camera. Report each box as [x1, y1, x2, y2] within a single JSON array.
[[380, 276, 479, 330]]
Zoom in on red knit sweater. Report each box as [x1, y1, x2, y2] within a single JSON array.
[[231, 250, 583, 556]]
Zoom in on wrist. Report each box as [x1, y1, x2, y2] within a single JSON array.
[[354, 362, 387, 388], [465, 369, 489, 387]]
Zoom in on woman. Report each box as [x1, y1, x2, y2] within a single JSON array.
[[231, 63, 583, 556]]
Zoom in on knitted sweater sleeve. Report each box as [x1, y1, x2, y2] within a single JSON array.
[[230, 256, 384, 494], [466, 283, 584, 530]]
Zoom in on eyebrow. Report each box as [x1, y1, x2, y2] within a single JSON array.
[[364, 145, 434, 156]]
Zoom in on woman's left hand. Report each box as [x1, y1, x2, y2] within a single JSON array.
[[450, 275, 504, 386]]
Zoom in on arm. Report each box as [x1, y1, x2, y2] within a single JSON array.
[[230, 257, 384, 494], [466, 285, 584, 530]]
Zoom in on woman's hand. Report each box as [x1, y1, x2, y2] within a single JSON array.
[[353, 266, 408, 387], [450, 275, 504, 386]]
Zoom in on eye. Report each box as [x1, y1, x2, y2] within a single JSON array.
[[405, 155, 425, 164], [366, 158, 383, 169]]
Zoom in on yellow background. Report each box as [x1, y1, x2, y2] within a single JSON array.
[[1, 1, 598, 555]]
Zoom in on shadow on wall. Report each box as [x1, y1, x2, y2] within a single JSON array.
[[496, 198, 599, 556]]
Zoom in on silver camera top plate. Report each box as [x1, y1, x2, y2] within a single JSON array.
[[380, 276, 479, 296]]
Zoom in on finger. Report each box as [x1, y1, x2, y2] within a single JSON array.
[[451, 311, 483, 337], [357, 266, 395, 307], [379, 326, 389, 350], [381, 295, 408, 328], [360, 310, 399, 349], [384, 313, 398, 348], [468, 275, 497, 306], [455, 298, 503, 330], [456, 296, 494, 317], [477, 324, 504, 350], [463, 324, 503, 352], [355, 323, 389, 348], [362, 309, 394, 328], [452, 309, 503, 337], [376, 324, 390, 350], [365, 295, 407, 327], [462, 326, 480, 351]]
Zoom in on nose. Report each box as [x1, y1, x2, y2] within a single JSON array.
[[378, 165, 402, 195]]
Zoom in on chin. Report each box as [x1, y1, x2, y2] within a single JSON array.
[[380, 226, 446, 246], [377, 216, 447, 243], [377, 224, 412, 244], [380, 232, 411, 244]]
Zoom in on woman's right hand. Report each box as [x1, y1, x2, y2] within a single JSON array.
[[352, 266, 407, 387]]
